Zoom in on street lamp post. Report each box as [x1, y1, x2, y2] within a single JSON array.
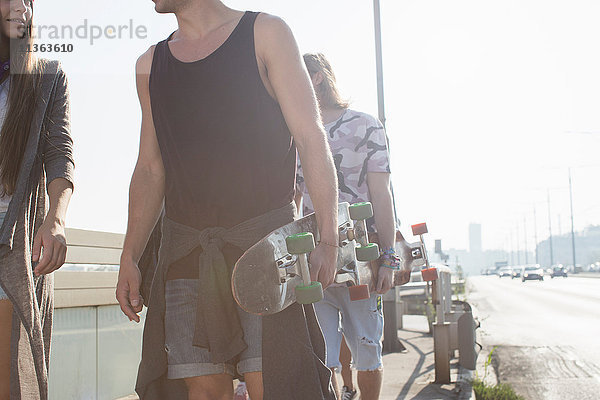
[[516, 224, 521, 265], [524, 217, 528, 264], [547, 190, 554, 267], [569, 168, 577, 273], [373, 0, 386, 126], [533, 205, 539, 264], [373, 0, 405, 353]]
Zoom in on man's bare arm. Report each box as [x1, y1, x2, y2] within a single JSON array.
[[367, 172, 396, 250], [368, 172, 412, 291], [256, 15, 339, 287], [117, 46, 165, 322], [368, 172, 396, 293]]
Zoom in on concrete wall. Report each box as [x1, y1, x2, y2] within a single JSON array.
[[49, 270, 145, 400]]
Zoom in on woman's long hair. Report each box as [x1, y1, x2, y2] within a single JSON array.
[[0, 3, 41, 196], [303, 53, 349, 110]]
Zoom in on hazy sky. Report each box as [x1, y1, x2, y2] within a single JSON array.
[[34, 0, 600, 252]]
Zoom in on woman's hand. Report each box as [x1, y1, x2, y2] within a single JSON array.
[[32, 218, 67, 276]]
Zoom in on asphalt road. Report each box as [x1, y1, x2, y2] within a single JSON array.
[[468, 275, 600, 400]]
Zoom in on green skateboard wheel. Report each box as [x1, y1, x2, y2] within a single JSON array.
[[286, 232, 315, 254], [295, 281, 324, 304], [356, 243, 380, 262], [349, 202, 374, 220]]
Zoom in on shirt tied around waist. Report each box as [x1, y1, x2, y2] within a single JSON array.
[[155, 201, 298, 363]]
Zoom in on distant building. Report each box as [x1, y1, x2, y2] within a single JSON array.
[[469, 223, 482, 253], [444, 247, 521, 276]]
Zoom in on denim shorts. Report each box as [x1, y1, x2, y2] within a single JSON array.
[[314, 286, 383, 371], [164, 279, 262, 379], [0, 212, 7, 301]]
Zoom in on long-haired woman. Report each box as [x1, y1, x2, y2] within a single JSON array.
[[0, 0, 75, 398]]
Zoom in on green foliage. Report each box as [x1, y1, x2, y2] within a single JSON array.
[[454, 265, 466, 300], [475, 346, 496, 381], [472, 347, 525, 400], [472, 381, 526, 400], [453, 281, 466, 299], [456, 264, 465, 281], [416, 294, 436, 333], [423, 297, 436, 326]]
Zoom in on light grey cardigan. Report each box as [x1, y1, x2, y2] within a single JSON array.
[[0, 60, 75, 400]]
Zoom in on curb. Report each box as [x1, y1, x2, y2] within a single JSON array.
[[456, 365, 475, 400]]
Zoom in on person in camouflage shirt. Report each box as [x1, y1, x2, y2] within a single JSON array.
[[296, 108, 391, 234], [296, 53, 412, 400]]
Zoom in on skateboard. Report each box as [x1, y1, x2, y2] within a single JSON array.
[[232, 202, 380, 316]]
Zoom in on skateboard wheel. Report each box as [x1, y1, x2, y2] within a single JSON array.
[[286, 232, 315, 254], [295, 282, 324, 304], [349, 284, 370, 301], [421, 267, 438, 281], [349, 202, 373, 220], [356, 243, 380, 262]]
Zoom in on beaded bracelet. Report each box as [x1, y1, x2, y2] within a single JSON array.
[[379, 247, 402, 270]]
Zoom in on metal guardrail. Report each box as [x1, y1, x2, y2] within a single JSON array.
[[421, 266, 478, 384]]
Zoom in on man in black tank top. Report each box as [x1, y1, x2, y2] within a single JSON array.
[[116, 1, 339, 399]]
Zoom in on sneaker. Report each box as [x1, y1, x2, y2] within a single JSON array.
[[233, 381, 250, 400], [341, 385, 357, 400]]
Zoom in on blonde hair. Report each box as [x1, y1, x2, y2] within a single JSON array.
[[303, 53, 349, 110]]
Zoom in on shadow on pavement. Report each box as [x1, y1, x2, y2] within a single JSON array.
[[394, 333, 433, 399]]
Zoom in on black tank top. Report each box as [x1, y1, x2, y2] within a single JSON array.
[[150, 11, 296, 278]]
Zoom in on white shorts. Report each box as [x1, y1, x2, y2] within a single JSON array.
[[314, 286, 383, 371]]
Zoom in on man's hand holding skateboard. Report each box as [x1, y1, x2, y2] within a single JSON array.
[[309, 241, 339, 289], [376, 239, 414, 293]]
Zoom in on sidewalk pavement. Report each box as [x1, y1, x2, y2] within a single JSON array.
[[378, 315, 473, 400], [119, 315, 473, 400]]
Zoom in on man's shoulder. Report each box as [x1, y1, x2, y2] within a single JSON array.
[[136, 45, 157, 75], [254, 12, 289, 34], [254, 12, 294, 49]]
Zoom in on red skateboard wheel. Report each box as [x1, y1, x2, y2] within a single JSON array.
[[349, 284, 370, 301], [421, 267, 438, 281], [411, 222, 428, 236]]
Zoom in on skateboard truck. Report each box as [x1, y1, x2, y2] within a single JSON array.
[[411, 223, 437, 281], [347, 203, 380, 301]]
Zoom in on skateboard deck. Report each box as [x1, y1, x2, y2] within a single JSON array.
[[232, 202, 374, 315]]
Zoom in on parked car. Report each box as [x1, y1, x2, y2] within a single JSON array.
[[551, 266, 568, 278], [498, 267, 512, 278], [522, 265, 544, 282]]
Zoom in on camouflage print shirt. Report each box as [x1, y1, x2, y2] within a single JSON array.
[[297, 109, 391, 233]]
